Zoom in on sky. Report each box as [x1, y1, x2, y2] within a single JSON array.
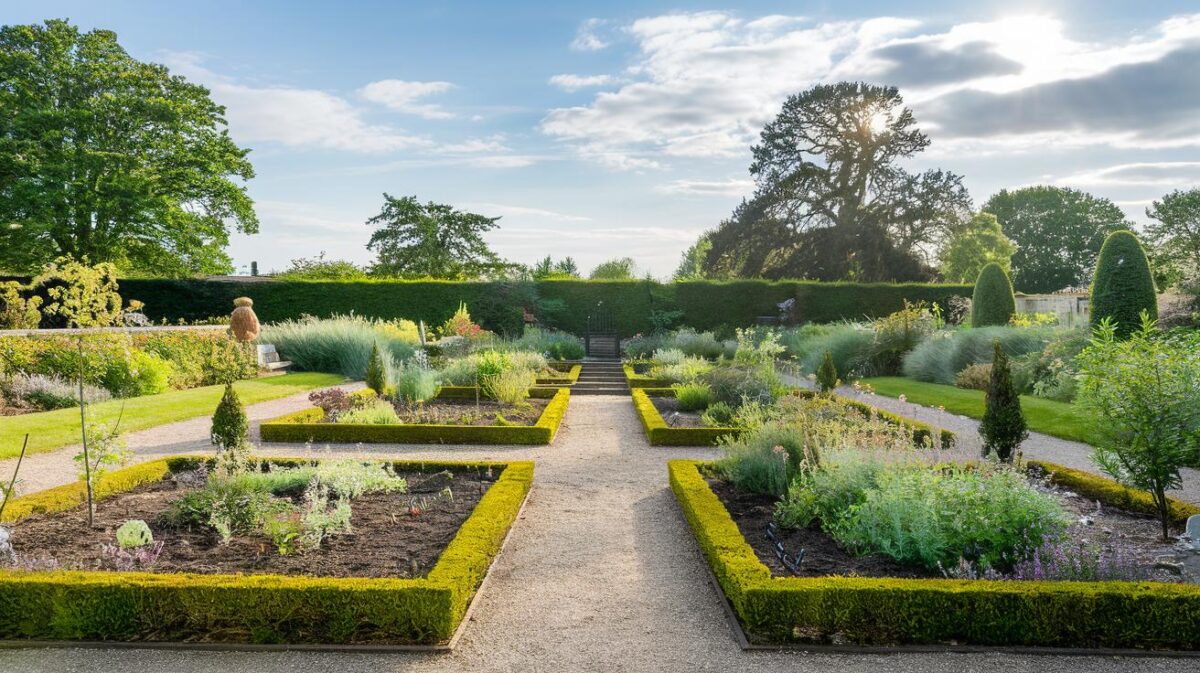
[[6, 0, 1200, 278]]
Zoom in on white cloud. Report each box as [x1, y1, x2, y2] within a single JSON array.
[[548, 73, 617, 91], [1055, 162, 1200, 187], [440, 135, 512, 153], [541, 11, 1200, 168], [571, 18, 610, 51], [656, 177, 755, 196], [359, 79, 457, 119], [164, 53, 430, 153], [459, 203, 592, 222]]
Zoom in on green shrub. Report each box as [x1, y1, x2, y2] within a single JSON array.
[[702, 366, 778, 407], [902, 326, 1057, 384], [511, 327, 584, 360], [971, 262, 1016, 327], [797, 324, 876, 378], [101, 350, 174, 398], [816, 350, 838, 392], [475, 350, 510, 396], [701, 401, 736, 427], [210, 383, 249, 471], [672, 382, 712, 411], [1090, 230, 1157, 338], [336, 400, 401, 425], [1, 373, 110, 410], [979, 342, 1027, 463], [259, 315, 414, 379], [488, 368, 532, 406], [654, 355, 713, 383], [365, 341, 387, 394], [392, 364, 439, 404], [954, 363, 992, 390]]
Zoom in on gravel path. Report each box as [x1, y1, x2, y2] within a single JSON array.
[[1, 395, 1197, 672], [779, 372, 1200, 505]]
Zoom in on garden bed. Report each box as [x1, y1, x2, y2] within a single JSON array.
[[632, 388, 739, 446], [670, 459, 1200, 650], [261, 387, 570, 445], [623, 363, 673, 389], [535, 363, 582, 386], [0, 456, 533, 646]]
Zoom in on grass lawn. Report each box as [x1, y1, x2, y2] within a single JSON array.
[[859, 376, 1099, 446], [0, 372, 344, 459]]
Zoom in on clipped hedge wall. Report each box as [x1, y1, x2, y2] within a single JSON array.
[[669, 459, 1200, 649], [261, 388, 570, 445], [0, 456, 534, 645], [632, 388, 740, 446], [102, 278, 974, 337]]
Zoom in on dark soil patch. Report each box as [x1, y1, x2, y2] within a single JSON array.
[[9, 466, 499, 579], [650, 396, 705, 428], [384, 397, 549, 427], [709, 475, 1184, 582]]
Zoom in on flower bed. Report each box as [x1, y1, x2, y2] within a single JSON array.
[[632, 388, 740, 446], [623, 363, 674, 389], [261, 387, 570, 445], [0, 456, 533, 646], [670, 458, 1200, 650]]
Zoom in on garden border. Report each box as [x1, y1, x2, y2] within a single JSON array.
[[623, 363, 673, 389], [789, 389, 956, 449], [260, 387, 570, 445], [536, 363, 582, 386], [0, 455, 534, 649], [632, 388, 739, 446], [669, 458, 1200, 652]]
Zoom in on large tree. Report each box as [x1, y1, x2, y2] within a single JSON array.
[[937, 212, 1015, 283], [983, 186, 1128, 293], [366, 194, 504, 278], [724, 82, 970, 280], [673, 234, 713, 280], [1145, 188, 1200, 288], [0, 20, 257, 276]]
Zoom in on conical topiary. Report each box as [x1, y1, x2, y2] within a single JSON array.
[[816, 350, 839, 393], [366, 341, 387, 395], [979, 341, 1027, 463], [1090, 230, 1157, 339], [971, 262, 1016, 327], [211, 383, 249, 472]]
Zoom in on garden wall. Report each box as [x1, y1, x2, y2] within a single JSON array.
[[81, 278, 972, 335]]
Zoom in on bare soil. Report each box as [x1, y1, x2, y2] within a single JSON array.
[[650, 396, 706, 428], [710, 475, 1185, 582], [385, 397, 550, 427], [8, 466, 498, 578]]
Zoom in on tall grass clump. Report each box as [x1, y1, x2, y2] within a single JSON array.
[[798, 324, 876, 377], [510, 327, 585, 360], [260, 315, 415, 379], [902, 326, 1058, 384]]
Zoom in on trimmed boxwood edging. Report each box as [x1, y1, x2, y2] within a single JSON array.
[[536, 364, 582, 385], [632, 388, 739, 446], [261, 388, 570, 445], [1028, 460, 1200, 525], [623, 363, 673, 389], [788, 390, 956, 450], [0, 456, 534, 646], [669, 459, 1200, 650]]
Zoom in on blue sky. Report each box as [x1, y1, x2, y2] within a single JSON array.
[[7, 1, 1200, 277]]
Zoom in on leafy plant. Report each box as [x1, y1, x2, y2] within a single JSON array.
[[1076, 315, 1200, 539], [1, 373, 111, 411], [308, 387, 357, 419], [702, 365, 778, 408], [392, 363, 439, 404], [260, 315, 413, 379], [0, 281, 41, 329], [700, 401, 736, 427], [336, 400, 401, 425], [488, 368, 532, 407], [101, 350, 174, 398], [672, 382, 712, 411], [979, 341, 1027, 463], [115, 520, 154, 549], [32, 257, 123, 328], [953, 363, 992, 391], [440, 301, 485, 337]]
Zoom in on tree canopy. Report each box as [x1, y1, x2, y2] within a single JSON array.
[[937, 212, 1015, 283], [703, 82, 971, 281], [365, 194, 504, 278], [0, 20, 258, 276], [531, 255, 580, 279], [1145, 188, 1200, 289], [983, 186, 1128, 293], [673, 234, 713, 280], [589, 257, 637, 280]]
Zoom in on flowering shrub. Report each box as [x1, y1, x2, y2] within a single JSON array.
[[440, 302, 484, 338]]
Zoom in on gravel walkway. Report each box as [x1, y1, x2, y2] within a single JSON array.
[[1, 396, 1197, 672], [779, 372, 1200, 505]]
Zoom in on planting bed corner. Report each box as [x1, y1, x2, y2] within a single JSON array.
[[669, 458, 1200, 652], [0, 456, 534, 649], [536, 363, 582, 386], [261, 387, 570, 445], [623, 363, 674, 389], [632, 388, 740, 446]]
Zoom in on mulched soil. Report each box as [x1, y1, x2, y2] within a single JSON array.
[[9, 466, 498, 579], [709, 475, 1185, 582], [387, 397, 549, 427], [650, 397, 706, 428]]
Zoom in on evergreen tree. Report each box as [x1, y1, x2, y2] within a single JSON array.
[[366, 341, 387, 395], [971, 262, 1016, 327], [979, 342, 1027, 463], [1090, 230, 1158, 339], [211, 383, 249, 472], [816, 350, 839, 393]]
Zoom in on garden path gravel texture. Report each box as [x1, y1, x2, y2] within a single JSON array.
[[1, 396, 1199, 672], [778, 372, 1200, 506]]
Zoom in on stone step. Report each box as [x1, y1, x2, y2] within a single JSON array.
[[571, 387, 630, 396], [263, 360, 292, 371]]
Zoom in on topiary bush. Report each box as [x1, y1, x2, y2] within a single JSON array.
[[1090, 230, 1157, 339], [816, 350, 838, 393], [365, 341, 387, 394], [971, 262, 1015, 327], [979, 341, 1027, 463], [211, 382, 250, 472]]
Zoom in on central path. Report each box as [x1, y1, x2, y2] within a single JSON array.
[[1, 397, 1195, 672]]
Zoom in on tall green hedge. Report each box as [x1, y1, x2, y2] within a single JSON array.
[[76, 278, 974, 336], [1090, 230, 1157, 338], [971, 263, 1016, 327]]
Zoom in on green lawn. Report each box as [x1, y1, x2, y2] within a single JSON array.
[[859, 377, 1099, 446], [1, 372, 344, 459]]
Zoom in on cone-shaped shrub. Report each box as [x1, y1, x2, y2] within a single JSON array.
[[816, 350, 839, 393], [366, 341, 387, 394], [979, 341, 1027, 463], [211, 383, 249, 472], [971, 262, 1016, 327], [1090, 230, 1157, 339]]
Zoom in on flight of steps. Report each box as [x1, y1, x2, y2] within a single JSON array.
[[571, 360, 629, 396], [256, 344, 292, 373]]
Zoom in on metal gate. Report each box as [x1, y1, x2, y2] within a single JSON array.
[[585, 301, 619, 358]]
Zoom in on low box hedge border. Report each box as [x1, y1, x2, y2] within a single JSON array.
[[537, 363, 582, 386], [632, 388, 739, 446], [260, 388, 570, 445], [0, 456, 534, 647], [1027, 460, 1200, 525], [623, 363, 673, 389], [788, 389, 956, 450], [669, 458, 1200, 650]]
